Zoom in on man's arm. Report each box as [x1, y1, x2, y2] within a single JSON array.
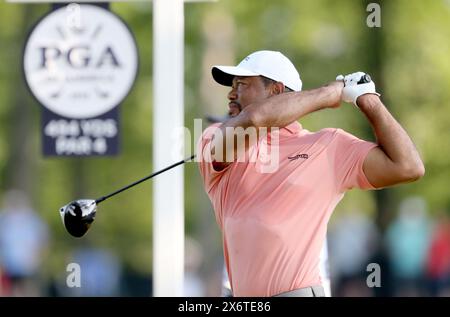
[[210, 82, 343, 169], [358, 94, 425, 188]]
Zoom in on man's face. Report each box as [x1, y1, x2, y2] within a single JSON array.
[[227, 76, 272, 117]]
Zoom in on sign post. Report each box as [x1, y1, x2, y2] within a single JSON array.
[[152, 0, 185, 297]]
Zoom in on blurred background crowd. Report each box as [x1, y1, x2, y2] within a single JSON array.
[[0, 0, 449, 296]]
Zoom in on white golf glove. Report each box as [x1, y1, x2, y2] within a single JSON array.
[[336, 72, 380, 106]]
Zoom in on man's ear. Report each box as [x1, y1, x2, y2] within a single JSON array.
[[271, 82, 285, 95]]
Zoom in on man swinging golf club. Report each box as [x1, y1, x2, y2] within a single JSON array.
[[196, 50, 425, 297]]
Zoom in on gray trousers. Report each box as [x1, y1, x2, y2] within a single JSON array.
[[273, 285, 325, 297]]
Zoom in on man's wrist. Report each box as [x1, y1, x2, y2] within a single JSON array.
[[321, 81, 344, 109], [356, 93, 382, 109]]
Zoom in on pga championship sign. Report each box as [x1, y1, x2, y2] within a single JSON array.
[[23, 4, 138, 156]]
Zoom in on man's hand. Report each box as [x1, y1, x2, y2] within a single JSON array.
[[336, 72, 380, 106]]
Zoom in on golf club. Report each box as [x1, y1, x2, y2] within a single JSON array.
[[59, 154, 195, 238]]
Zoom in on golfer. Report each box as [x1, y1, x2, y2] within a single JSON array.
[[197, 50, 424, 297]]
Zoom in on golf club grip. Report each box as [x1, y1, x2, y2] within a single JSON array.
[[357, 74, 371, 84], [95, 154, 196, 204]]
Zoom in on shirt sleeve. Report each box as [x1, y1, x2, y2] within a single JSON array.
[[196, 123, 232, 194], [330, 128, 378, 192]]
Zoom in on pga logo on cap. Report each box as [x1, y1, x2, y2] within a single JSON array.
[[23, 4, 138, 119]]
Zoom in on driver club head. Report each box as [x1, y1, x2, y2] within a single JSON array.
[[59, 199, 97, 238]]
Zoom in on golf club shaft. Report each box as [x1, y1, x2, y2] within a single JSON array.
[[95, 154, 196, 204]]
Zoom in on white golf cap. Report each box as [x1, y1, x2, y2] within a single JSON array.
[[212, 50, 302, 92]]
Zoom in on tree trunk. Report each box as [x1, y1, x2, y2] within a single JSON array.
[[362, 0, 395, 233]]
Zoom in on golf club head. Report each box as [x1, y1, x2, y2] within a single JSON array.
[[59, 199, 97, 238]]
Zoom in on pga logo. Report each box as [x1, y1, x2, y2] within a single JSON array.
[[39, 45, 120, 70], [23, 4, 138, 119]]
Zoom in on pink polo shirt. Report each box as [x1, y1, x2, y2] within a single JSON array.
[[197, 121, 377, 297]]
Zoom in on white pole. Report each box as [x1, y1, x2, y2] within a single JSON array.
[[153, 0, 185, 296]]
